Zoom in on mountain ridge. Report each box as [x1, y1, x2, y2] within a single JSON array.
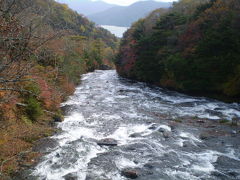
[[56, 0, 117, 15], [88, 0, 172, 27]]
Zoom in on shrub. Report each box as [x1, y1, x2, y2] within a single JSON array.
[[21, 115, 33, 126], [24, 82, 41, 96], [25, 97, 43, 122]]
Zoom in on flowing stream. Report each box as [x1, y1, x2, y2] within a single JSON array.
[[31, 70, 240, 180]]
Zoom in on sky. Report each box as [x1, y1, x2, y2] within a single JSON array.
[[98, 0, 176, 6], [65, 0, 177, 6]]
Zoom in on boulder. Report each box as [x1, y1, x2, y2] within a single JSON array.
[[129, 133, 142, 138], [211, 171, 229, 179], [143, 163, 154, 169], [99, 65, 112, 70], [158, 128, 165, 133], [205, 109, 223, 117], [33, 138, 58, 153], [97, 138, 118, 146], [199, 132, 214, 140], [197, 120, 205, 123], [148, 124, 158, 130], [216, 156, 240, 168], [232, 117, 239, 126], [121, 168, 138, 179], [53, 115, 62, 122], [56, 153, 60, 158], [163, 131, 171, 138], [63, 173, 78, 180]]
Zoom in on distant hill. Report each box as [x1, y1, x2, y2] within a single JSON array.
[[56, 0, 116, 15], [88, 0, 172, 27]]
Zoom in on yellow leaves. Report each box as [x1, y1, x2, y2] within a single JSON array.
[[0, 91, 6, 97], [61, 3, 69, 11], [0, 135, 7, 146], [21, 115, 33, 126], [80, 25, 86, 33], [69, 35, 87, 41]]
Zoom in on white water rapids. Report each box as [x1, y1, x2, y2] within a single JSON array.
[[31, 70, 240, 180]]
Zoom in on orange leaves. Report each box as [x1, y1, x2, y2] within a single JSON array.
[[117, 36, 138, 76], [45, 38, 66, 56], [179, 22, 201, 57], [37, 78, 52, 109], [61, 77, 75, 96]]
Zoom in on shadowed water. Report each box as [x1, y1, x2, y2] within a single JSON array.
[[32, 70, 240, 180]]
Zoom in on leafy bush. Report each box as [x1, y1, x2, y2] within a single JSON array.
[[25, 97, 43, 122], [24, 82, 41, 96]]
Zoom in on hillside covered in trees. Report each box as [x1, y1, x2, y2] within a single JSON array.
[[116, 0, 240, 102], [88, 0, 171, 27], [0, 0, 118, 177]]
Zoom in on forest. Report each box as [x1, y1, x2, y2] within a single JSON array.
[[116, 0, 240, 101], [0, 0, 118, 177], [1, 0, 240, 178]]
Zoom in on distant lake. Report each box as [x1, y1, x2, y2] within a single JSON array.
[[101, 25, 129, 38]]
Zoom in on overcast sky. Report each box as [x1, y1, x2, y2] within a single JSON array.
[[59, 0, 177, 6], [98, 0, 177, 6]]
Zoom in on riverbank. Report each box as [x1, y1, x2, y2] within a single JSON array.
[[117, 73, 240, 104], [0, 100, 66, 180], [0, 72, 92, 179], [0, 68, 114, 180], [0, 1, 117, 179], [115, 0, 240, 102], [16, 70, 240, 180]]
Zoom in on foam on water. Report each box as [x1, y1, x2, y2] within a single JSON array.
[[166, 170, 199, 180], [179, 132, 202, 143], [32, 111, 106, 179], [190, 151, 219, 172], [32, 70, 240, 180], [33, 140, 104, 180], [115, 157, 139, 169], [107, 124, 152, 145], [158, 124, 172, 132]]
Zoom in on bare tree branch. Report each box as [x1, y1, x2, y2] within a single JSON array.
[[0, 0, 62, 103]]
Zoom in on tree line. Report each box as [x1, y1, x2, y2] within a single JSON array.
[[116, 0, 240, 102], [0, 0, 118, 177]]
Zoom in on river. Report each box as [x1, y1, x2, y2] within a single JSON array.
[[101, 25, 128, 38], [28, 70, 240, 180]]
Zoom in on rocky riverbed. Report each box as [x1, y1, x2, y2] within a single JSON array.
[[15, 70, 240, 180]]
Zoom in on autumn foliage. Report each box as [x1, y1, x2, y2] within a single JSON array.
[[0, 0, 118, 177], [116, 0, 240, 101]]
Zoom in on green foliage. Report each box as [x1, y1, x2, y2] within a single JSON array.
[[116, 0, 240, 101], [26, 0, 118, 85], [174, 119, 183, 123], [19, 0, 118, 49], [25, 97, 43, 122], [24, 82, 41, 96], [89, 39, 104, 65], [219, 119, 229, 124], [21, 115, 33, 126]]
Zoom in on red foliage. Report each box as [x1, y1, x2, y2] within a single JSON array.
[[117, 39, 138, 77], [178, 21, 202, 57], [31, 73, 61, 111]]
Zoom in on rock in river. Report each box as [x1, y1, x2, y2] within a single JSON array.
[[121, 168, 138, 179], [63, 173, 78, 180], [97, 138, 118, 146], [129, 133, 142, 138]]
